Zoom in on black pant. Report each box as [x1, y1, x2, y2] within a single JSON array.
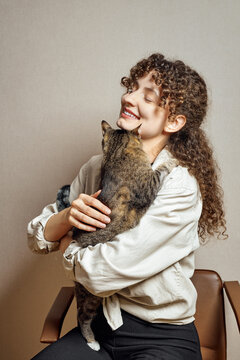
[[32, 306, 202, 359]]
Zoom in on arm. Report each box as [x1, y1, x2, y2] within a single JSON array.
[[27, 202, 61, 254], [27, 156, 111, 254], [44, 208, 72, 242], [62, 167, 202, 297]]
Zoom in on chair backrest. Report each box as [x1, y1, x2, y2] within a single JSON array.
[[191, 269, 226, 360]]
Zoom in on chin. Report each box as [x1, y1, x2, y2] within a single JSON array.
[[117, 117, 139, 131], [116, 118, 128, 130], [116, 118, 122, 128]]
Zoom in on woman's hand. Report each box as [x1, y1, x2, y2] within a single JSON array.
[[64, 190, 111, 232]]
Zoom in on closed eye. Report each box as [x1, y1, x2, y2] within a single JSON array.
[[145, 97, 154, 102]]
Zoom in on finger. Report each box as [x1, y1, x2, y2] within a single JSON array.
[[91, 189, 101, 198], [77, 193, 111, 216], [84, 194, 111, 215], [69, 215, 97, 232], [72, 198, 111, 224], [71, 207, 109, 228]]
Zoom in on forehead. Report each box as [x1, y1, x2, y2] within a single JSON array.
[[136, 71, 162, 96]]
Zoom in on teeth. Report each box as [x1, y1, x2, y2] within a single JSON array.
[[124, 110, 138, 119]]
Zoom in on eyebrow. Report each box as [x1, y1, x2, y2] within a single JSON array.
[[143, 87, 160, 97], [134, 79, 160, 98]]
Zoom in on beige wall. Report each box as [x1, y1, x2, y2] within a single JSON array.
[[0, 1, 239, 359]]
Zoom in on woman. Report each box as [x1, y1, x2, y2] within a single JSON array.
[[27, 53, 227, 359]]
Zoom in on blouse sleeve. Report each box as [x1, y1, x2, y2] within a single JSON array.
[[27, 202, 61, 254], [62, 166, 203, 298], [27, 163, 88, 254], [27, 156, 101, 255]]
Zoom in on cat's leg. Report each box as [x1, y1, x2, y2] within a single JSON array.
[[75, 284, 102, 351], [155, 158, 179, 185], [79, 318, 100, 351], [158, 158, 178, 174]]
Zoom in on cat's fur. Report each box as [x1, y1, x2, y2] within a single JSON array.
[[72, 121, 177, 350]]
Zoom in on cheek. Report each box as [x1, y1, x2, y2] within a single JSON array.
[[153, 108, 169, 128], [139, 122, 163, 138], [139, 110, 168, 137], [154, 106, 168, 118], [141, 104, 166, 118]]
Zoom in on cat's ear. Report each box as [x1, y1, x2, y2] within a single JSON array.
[[101, 120, 112, 136], [131, 124, 142, 138]]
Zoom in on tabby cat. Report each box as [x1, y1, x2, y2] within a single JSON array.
[[72, 120, 177, 351]]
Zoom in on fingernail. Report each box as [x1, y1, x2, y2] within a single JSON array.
[[105, 217, 111, 223], [106, 208, 111, 214]]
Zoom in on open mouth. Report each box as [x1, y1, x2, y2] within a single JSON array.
[[121, 108, 140, 120]]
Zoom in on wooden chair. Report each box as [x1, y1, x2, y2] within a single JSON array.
[[40, 269, 240, 360]]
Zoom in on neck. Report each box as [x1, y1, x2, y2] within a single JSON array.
[[142, 136, 169, 163]]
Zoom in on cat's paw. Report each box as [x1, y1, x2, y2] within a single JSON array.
[[166, 158, 179, 172], [87, 340, 100, 351], [160, 159, 178, 173]]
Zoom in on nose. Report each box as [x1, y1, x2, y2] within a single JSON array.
[[122, 91, 138, 107]]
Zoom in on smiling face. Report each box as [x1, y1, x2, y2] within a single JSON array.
[[117, 71, 170, 143]]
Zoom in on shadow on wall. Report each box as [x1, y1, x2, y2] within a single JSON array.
[[0, 251, 76, 360]]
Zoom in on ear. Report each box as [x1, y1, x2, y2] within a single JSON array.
[[163, 115, 186, 133], [101, 120, 112, 136], [131, 124, 142, 138]]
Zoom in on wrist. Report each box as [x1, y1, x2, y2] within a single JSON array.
[[44, 208, 73, 242], [61, 207, 73, 230]]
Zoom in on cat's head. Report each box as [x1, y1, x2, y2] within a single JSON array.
[[101, 120, 142, 158]]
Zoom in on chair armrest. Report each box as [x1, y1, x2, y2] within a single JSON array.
[[223, 281, 240, 332], [40, 286, 75, 343]]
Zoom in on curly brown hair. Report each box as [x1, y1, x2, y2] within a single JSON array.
[[121, 53, 228, 244]]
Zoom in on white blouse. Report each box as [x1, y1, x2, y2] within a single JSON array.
[[27, 148, 202, 330]]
